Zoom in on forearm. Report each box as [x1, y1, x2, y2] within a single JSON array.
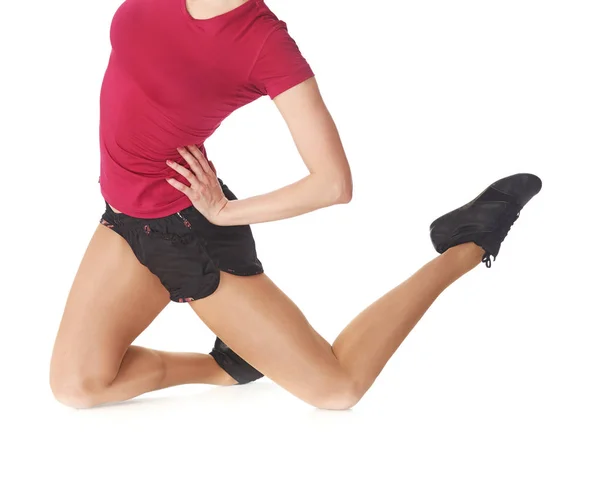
[[217, 172, 352, 226]]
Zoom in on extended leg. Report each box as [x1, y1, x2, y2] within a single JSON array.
[[189, 173, 541, 409]]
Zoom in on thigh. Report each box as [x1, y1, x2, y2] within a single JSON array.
[[50, 224, 170, 383], [189, 272, 349, 405]]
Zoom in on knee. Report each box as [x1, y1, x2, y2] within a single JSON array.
[[310, 378, 361, 411], [50, 367, 113, 409]]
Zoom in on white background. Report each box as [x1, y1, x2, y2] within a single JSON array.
[[1, 0, 599, 476]]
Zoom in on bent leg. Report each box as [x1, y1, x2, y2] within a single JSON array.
[[50, 224, 234, 409], [190, 243, 483, 409]]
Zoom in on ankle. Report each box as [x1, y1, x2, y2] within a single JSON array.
[[215, 370, 238, 386], [442, 242, 485, 266]]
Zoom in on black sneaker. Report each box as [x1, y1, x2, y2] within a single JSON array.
[[429, 173, 542, 267]]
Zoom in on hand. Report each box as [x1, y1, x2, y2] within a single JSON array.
[[165, 145, 228, 224]]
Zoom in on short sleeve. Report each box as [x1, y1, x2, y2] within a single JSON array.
[[249, 22, 315, 100]]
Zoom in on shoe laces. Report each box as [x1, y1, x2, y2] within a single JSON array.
[[481, 205, 521, 268], [482, 252, 494, 268]]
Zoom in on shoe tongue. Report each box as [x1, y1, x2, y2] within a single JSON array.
[[477, 186, 515, 204]]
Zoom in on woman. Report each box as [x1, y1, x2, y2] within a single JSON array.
[[50, 0, 541, 409]]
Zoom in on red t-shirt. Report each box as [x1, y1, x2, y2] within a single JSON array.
[[99, 0, 314, 217]]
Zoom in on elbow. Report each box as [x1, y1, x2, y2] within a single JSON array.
[[330, 175, 353, 205]]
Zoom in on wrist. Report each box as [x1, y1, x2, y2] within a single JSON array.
[[212, 198, 233, 226]]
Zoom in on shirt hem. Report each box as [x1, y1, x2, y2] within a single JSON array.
[[269, 72, 315, 100], [100, 185, 193, 219]]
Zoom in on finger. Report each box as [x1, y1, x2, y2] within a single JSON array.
[[188, 146, 219, 187], [208, 160, 217, 175], [167, 159, 201, 188], [165, 177, 193, 196], [177, 147, 206, 180], [187, 145, 213, 177]]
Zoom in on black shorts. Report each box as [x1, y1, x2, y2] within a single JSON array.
[[99, 179, 264, 302]]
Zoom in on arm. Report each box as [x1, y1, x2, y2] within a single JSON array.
[[166, 27, 351, 225], [167, 77, 353, 226], [216, 77, 352, 226]]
